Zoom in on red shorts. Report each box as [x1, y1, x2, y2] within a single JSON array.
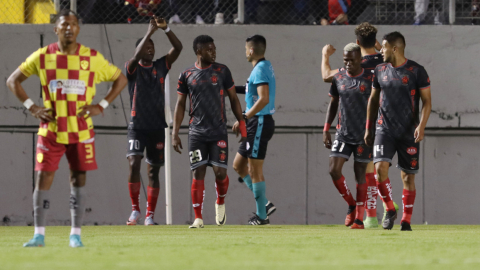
[[35, 135, 98, 172]]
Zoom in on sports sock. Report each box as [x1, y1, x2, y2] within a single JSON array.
[[252, 181, 268, 219], [377, 178, 395, 211], [191, 179, 205, 219], [146, 186, 160, 218], [365, 172, 378, 217], [355, 183, 367, 221], [215, 175, 229, 205], [242, 174, 254, 191], [401, 189, 416, 224], [128, 182, 141, 212], [332, 176, 356, 206], [33, 189, 50, 236], [70, 186, 87, 234], [70, 227, 81, 236]]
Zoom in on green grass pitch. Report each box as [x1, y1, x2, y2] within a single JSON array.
[[1, 225, 480, 270]]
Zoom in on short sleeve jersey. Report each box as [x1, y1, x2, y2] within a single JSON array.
[[125, 56, 170, 131], [246, 59, 276, 116], [330, 69, 373, 144], [372, 59, 430, 140], [177, 62, 235, 139], [19, 43, 121, 144]]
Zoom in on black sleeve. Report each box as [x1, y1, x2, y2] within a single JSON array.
[[223, 66, 235, 90], [235, 85, 246, 94], [125, 61, 137, 80], [372, 67, 381, 90], [177, 72, 188, 95], [417, 66, 431, 90], [329, 77, 339, 97], [155, 56, 170, 75]]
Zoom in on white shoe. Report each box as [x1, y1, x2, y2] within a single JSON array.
[[126, 210, 140, 225], [189, 218, 204, 228], [215, 203, 226, 226], [169, 14, 182, 24], [144, 216, 155, 226], [214, 13, 225, 24], [196, 15, 205, 25]]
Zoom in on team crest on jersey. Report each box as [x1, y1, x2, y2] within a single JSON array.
[[410, 158, 418, 168], [407, 147, 417, 155], [411, 89, 416, 96], [382, 76, 388, 82], [211, 74, 218, 85], [80, 60, 89, 70], [156, 143, 164, 150], [152, 69, 157, 77], [219, 150, 226, 162], [357, 146, 364, 155], [340, 85, 346, 91], [359, 84, 366, 93], [160, 77, 164, 84], [192, 79, 197, 86], [402, 75, 409, 85], [217, 140, 227, 148]]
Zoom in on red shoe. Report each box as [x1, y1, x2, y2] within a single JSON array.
[[345, 206, 356, 226], [350, 219, 364, 229]]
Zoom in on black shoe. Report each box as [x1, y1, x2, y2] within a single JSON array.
[[400, 221, 412, 231], [266, 201, 276, 216], [238, 177, 244, 183], [248, 213, 270, 225], [382, 210, 397, 230]]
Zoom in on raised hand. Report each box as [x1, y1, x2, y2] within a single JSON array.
[[147, 18, 158, 35], [322, 44, 336, 57], [153, 15, 167, 30]]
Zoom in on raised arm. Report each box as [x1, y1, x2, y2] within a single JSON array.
[[414, 87, 432, 143], [6, 68, 54, 123], [153, 16, 183, 66], [322, 44, 339, 83], [127, 19, 158, 74]]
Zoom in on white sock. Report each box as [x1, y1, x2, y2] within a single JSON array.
[[70, 227, 81, 236], [34, 226, 45, 236]]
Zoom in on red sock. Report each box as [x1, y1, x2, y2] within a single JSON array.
[[146, 186, 160, 218], [191, 179, 205, 219], [377, 178, 395, 211], [128, 182, 141, 212], [355, 183, 367, 221], [215, 175, 229, 205], [333, 176, 356, 206], [401, 189, 416, 224], [365, 172, 378, 217]]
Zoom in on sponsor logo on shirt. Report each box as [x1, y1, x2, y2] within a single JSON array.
[[49, 79, 86, 95], [382, 76, 388, 82]]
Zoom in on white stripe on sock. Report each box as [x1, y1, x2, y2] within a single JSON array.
[[34, 226, 45, 235], [70, 227, 81, 236]]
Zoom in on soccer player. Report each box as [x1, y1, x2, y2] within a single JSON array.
[[125, 17, 182, 226], [173, 35, 247, 228], [232, 35, 277, 225], [321, 22, 398, 228], [364, 32, 432, 231], [323, 43, 373, 229], [6, 10, 127, 247]]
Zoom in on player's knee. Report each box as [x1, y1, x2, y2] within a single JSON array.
[[232, 162, 245, 175], [329, 167, 342, 181], [128, 156, 142, 173], [215, 170, 227, 180], [147, 166, 160, 180], [375, 164, 389, 181], [70, 171, 86, 187]]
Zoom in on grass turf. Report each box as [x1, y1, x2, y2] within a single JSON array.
[[1, 225, 480, 270]]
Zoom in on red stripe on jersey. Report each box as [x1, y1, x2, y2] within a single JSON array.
[[46, 43, 58, 54], [78, 91, 86, 101], [40, 54, 45, 69], [69, 70, 79, 80], [68, 132, 79, 143], [67, 101, 77, 116], [46, 69, 56, 87], [131, 83, 137, 116], [78, 118, 88, 131], [57, 117, 68, 132], [56, 55, 68, 69], [220, 89, 225, 123], [90, 49, 97, 56], [74, 43, 81, 55], [88, 72, 95, 87], [42, 85, 51, 101], [56, 87, 66, 101], [89, 129, 95, 138]]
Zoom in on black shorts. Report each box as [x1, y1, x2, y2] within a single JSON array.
[[126, 130, 165, 166], [373, 132, 420, 174], [329, 138, 372, 163], [188, 133, 228, 170], [238, 115, 275, 160]]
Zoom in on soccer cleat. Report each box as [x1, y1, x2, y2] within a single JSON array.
[[23, 234, 45, 247], [196, 15, 205, 25], [248, 213, 270, 225], [214, 13, 225, 24], [345, 205, 356, 226], [382, 201, 399, 225], [126, 210, 141, 225], [69, 234, 84, 248], [364, 217, 379, 228], [189, 218, 204, 229], [215, 203, 226, 226], [266, 201, 277, 216], [350, 219, 364, 229], [144, 216, 156, 226], [400, 221, 412, 231], [382, 210, 397, 230], [237, 177, 244, 183]]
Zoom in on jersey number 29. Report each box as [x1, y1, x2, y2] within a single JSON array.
[[189, 150, 203, 163]]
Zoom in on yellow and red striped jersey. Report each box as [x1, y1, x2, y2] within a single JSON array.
[[19, 42, 121, 144]]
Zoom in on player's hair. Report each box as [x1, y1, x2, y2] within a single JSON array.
[[135, 38, 154, 48], [54, 9, 80, 24], [354, 22, 377, 48], [344, 43, 361, 52], [246, 35, 267, 55], [193, 35, 214, 54], [383, 31, 406, 48]]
